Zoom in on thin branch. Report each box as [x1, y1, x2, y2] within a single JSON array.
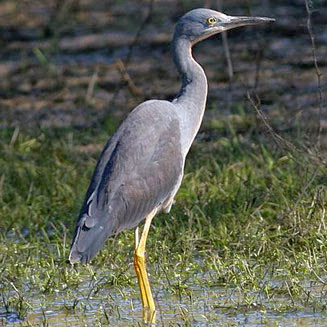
[[247, 92, 297, 153], [221, 31, 234, 81], [304, 0, 324, 148], [85, 66, 98, 102], [125, 0, 155, 66], [247, 91, 324, 224], [247, 91, 327, 168], [216, 0, 234, 113], [289, 167, 319, 215], [116, 59, 142, 96], [253, 46, 264, 90], [108, 0, 155, 108]]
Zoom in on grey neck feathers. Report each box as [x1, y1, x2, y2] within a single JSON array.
[[172, 37, 208, 105], [171, 36, 208, 156]]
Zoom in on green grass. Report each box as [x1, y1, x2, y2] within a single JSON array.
[[0, 117, 327, 326]]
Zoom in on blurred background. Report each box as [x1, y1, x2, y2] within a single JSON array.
[[0, 0, 326, 142], [1, 1, 327, 326]]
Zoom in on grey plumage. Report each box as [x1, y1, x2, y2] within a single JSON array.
[[69, 8, 275, 265], [70, 102, 183, 263]]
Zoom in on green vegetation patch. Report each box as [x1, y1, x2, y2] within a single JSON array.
[[0, 122, 326, 326]]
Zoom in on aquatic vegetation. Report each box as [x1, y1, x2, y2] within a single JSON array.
[[0, 119, 326, 325]]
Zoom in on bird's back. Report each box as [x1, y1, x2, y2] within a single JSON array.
[[69, 100, 184, 264]]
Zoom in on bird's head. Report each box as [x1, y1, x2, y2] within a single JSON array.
[[174, 8, 275, 44]]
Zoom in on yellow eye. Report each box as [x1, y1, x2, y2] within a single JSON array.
[[206, 17, 217, 25]]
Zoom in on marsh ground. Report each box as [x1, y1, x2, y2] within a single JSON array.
[[0, 0, 327, 326]]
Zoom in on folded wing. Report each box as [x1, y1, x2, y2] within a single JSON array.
[[69, 101, 184, 264]]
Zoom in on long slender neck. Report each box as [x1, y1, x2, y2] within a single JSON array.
[[171, 36, 208, 156], [172, 37, 208, 106]]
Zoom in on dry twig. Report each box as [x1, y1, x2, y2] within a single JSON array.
[[85, 67, 98, 102], [247, 92, 297, 153], [116, 59, 142, 97], [304, 0, 324, 148], [108, 0, 155, 107], [216, 0, 234, 113]]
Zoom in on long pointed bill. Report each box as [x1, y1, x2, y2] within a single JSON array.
[[223, 16, 275, 30]]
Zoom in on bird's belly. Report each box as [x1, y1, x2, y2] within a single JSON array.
[[159, 168, 184, 214]]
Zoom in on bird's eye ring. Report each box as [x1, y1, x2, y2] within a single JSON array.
[[206, 17, 217, 25]]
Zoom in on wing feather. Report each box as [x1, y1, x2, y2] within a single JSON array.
[[69, 101, 184, 263]]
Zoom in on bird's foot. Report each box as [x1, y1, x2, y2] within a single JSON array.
[[142, 307, 156, 325]]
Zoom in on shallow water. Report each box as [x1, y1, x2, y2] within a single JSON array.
[[2, 272, 327, 327]]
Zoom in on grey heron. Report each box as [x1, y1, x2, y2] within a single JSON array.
[[69, 8, 274, 323]]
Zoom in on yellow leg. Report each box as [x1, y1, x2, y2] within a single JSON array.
[[134, 209, 157, 324]]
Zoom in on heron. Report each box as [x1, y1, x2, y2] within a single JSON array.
[[69, 8, 274, 323]]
